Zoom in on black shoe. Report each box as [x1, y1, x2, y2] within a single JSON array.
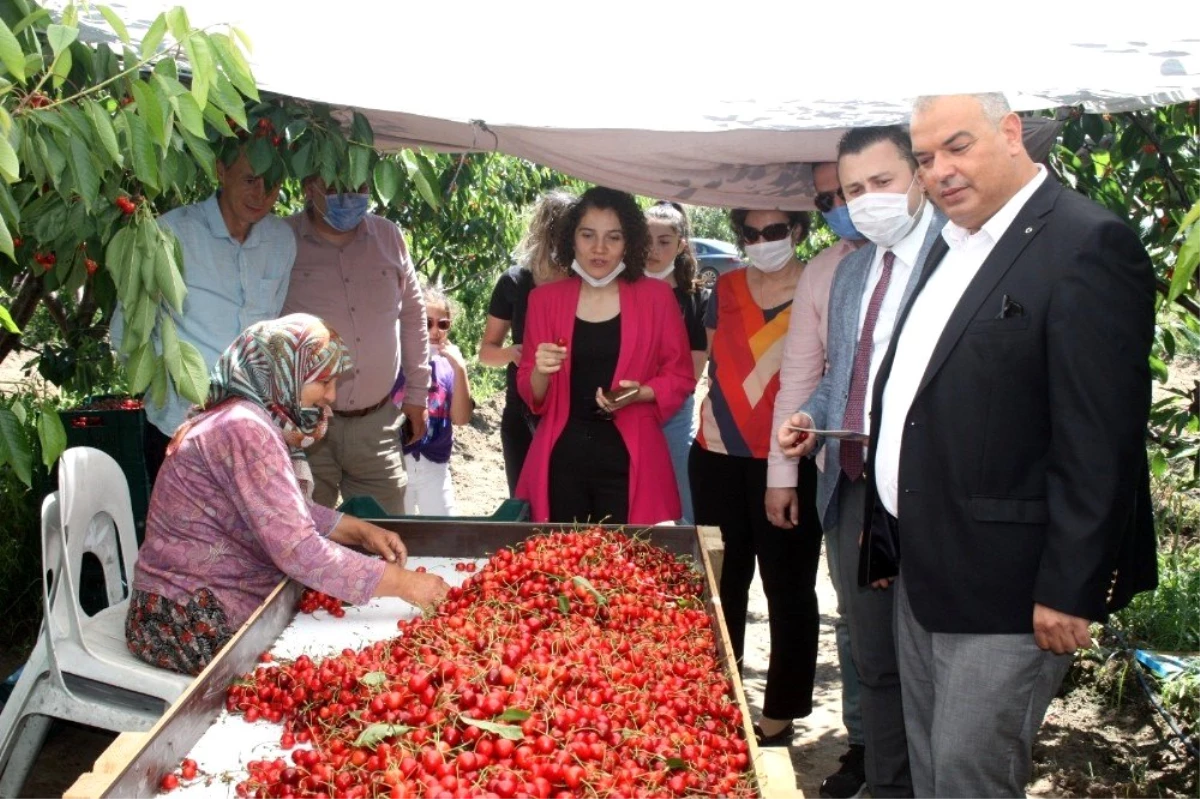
[[820, 744, 866, 798], [753, 721, 795, 747]]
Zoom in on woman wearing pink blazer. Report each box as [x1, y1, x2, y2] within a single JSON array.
[[516, 187, 694, 525]]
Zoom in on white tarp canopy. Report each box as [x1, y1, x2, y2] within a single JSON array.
[[73, 0, 1200, 209]]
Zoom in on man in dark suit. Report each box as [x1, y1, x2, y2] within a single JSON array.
[[862, 93, 1157, 797]]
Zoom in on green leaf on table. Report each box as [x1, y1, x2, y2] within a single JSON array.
[[0, 18, 27, 82], [497, 708, 530, 722], [0, 304, 19, 333], [373, 159, 400, 207], [354, 723, 412, 749], [359, 671, 386, 688], [662, 757, 687, 771], [36, 405, 66, 468], [86, 101, 123, 166], [0, 407, 32, 487], [98, 5, 130, 43], [173, 340, 210, 406], [557, 594, 570, 615], [460, 717, 524, 741], [46, 24, 78, 59], [571, 575, 607, 605]]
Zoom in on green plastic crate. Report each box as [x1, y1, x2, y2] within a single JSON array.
[[337, 496, 530, 523]]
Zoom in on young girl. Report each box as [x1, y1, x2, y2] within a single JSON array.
[[392, 284, 474, 515]]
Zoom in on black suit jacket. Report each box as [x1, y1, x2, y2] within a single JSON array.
[[859, 177, 1157, 634]]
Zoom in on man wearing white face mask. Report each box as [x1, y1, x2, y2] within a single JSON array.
[[778, 126, 946, 798], [282, 174, 431, 515]]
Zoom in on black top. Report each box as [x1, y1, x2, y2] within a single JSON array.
[[569, 314, 621, 423], [674, 284, 711, 352], [486, 265, 537, 407]]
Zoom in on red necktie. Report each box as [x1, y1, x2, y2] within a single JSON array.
[[841, 250, 895, 481]]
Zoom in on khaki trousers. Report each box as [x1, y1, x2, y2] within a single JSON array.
[[306, 402, 407, 515]]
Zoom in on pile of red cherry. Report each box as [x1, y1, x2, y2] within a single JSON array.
[[162, 528, 755, 798]]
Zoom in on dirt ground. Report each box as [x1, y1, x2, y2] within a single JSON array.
[[4, 380, 1198, 797]]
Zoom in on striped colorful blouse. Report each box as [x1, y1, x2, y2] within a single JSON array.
[[697, 269, 793, 459]]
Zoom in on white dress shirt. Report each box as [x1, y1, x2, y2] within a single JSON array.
[[854, 202, 934, 440], [875, 166, 1048, 517]]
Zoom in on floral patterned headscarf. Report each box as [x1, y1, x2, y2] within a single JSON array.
[[178, 314, 351, 499]]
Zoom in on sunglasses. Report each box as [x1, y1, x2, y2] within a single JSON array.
[[426, 318, 451, 331], [742, 222, 792, 244], [814, 188, 845, 213]]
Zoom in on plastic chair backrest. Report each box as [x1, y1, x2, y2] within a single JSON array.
[[56, 447, 139, 640], [40, 491, 65, 627]]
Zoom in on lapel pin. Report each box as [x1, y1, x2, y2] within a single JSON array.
[[1025, 227, 1033, 234]]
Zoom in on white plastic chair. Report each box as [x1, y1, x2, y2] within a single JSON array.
[[0, 448, 192, 797]]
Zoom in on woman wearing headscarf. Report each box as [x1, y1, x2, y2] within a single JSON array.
[[125, 314, 448, 675]]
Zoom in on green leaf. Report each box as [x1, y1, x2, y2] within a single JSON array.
[[209, 32, 258, 101], [0, 303, 19, 333], [399, 151, 439, 210], [10, 400, 26, 425], [350, 112, 373, 147], [11, 8, 50, 37], [165, 7, 190, 43], [359, 671, 387, 688], [289, 140, 314, 181], [122, 108, 159, 189], [160, 313, 180, 364], [105, 226, 136, 291], [130, 79, 168, 150], [348, 144, 370, 192], [1150, 449, 1168, 480], [125, 343, 157, 394], [557, 594, 570, 615], [86, 100, 123, 166], [571, 575, 607, 605], [0, 216, 11, 260], [184, 35, 213, 110], [373, 159, 400, 206], [156, 227, 186, 312], [140, 14, 167, 60], [68, 135, 99, 211], [663, 757, 687, 771], [170, 91, 206, 138], [1179, 199, 1200, 233], [149, 358, 168, 409], [201, 102, 234, 137], [0, 131, 19, 183], [173, 340, 209, 406], [247, 136, 273, 177], [0, 407, 32, 487], [353, 723, 412, 749], [497, 708, 530, 722], [181, 130, 215, 182], [98, 5, 130, 44], [206, 69, 246, 130], [231, 25, 253, 54], [46, 24, 78, 59], [1149, 354, 1169, 383], [1170, 218, 1200, 304], [460, 717, 524, 741], [0, 18, 27, 82], [36, 406, 66, 469], [137, 218, 159, 297]]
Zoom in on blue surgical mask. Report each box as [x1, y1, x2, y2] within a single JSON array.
[[821, 205, 864, 242], [321, 193, 371, 232]]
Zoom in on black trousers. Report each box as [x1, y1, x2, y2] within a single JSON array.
[[548, 419, 629, 525], [500, 401, 536, 496], [689, 443, 822, 719], [143, 419, 171, 487]]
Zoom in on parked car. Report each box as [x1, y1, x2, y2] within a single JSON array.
[[691, 238, 745, 287]]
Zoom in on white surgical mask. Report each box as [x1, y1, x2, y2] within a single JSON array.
[[846, 175, 924, 248], [744, 238, 795, 273], [571, 258, 626, 288], [645, 263, 675, 280]]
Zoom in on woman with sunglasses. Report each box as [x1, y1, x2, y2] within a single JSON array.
[[644, 201, 710, 523], [515, 186, 694, 525], [690, 208, 824, 747], [390, 283, 474, 515]]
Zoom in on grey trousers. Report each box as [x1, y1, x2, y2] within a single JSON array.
[[894, 574, 1073, 798], [824, 476, 865, 748], [836, 476, 911, 797]]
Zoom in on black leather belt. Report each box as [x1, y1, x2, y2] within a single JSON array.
[[333, 395, 390, 419]]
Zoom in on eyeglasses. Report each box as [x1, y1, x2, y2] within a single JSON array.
[[427, 318, 451, 331], [742, 223, 792, 244], [814, 188, 845, 213]]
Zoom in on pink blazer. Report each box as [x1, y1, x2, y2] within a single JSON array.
[[515, 277, 694, 524]]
